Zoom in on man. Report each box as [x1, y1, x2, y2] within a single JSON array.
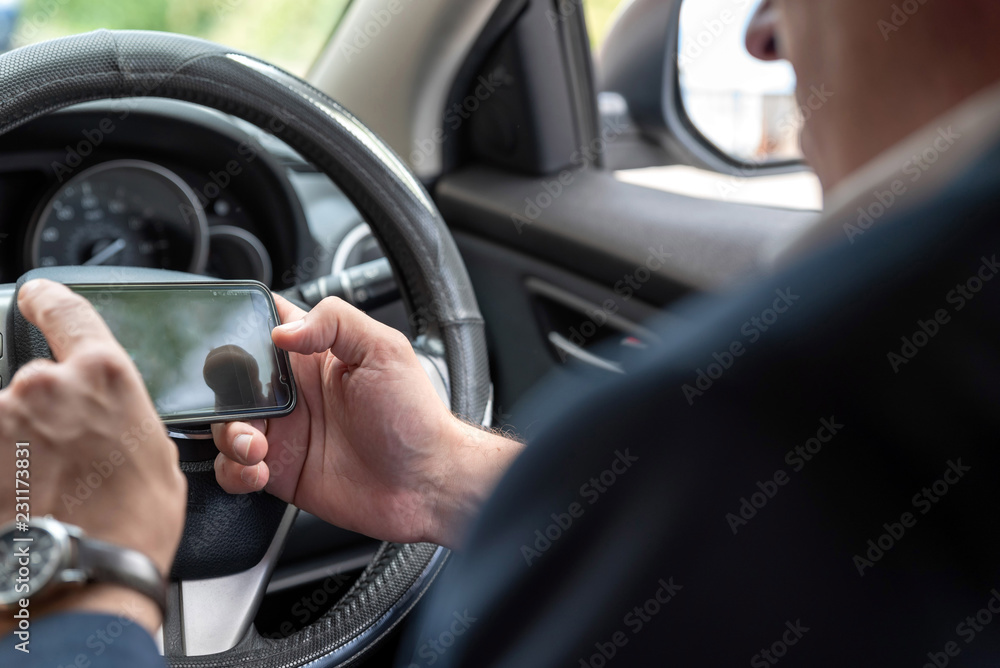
[[6, 0, 1000, 664]]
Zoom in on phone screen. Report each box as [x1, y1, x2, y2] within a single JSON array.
[[70, 283, 295, 425]]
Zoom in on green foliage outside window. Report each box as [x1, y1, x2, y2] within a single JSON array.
[[15, 0, 351, 75]]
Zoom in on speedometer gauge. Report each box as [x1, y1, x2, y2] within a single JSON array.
[[28, 160, 209, 272]]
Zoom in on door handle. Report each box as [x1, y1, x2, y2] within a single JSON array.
[[547, 332, 625, 374]]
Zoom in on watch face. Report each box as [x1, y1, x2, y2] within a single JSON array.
[[0, 524, 62, 606]]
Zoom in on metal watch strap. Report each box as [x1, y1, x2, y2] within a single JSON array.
[[74, 535, 168, 616]]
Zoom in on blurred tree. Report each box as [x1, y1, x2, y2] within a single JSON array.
[[15, 0, 349, 74]]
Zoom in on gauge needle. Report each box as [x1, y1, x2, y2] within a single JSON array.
[[83, 238, 128, 266]]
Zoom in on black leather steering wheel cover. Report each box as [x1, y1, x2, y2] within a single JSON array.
[[0, 30, 490, 666]]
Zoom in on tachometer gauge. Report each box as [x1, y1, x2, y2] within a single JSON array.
[[28, 160, 209, 272]]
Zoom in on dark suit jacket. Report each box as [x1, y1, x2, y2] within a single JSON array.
[[407, 139, 1000, 666]]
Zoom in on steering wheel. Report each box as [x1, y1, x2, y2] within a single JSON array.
[[0, 30, 491, 666]]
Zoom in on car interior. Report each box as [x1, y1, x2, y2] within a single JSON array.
[[0, 0, 822, 665]]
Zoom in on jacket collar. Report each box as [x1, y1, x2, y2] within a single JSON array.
[[769, 79, 1000, 268]]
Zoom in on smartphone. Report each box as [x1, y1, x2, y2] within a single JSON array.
[[69, 281, 295, 426]]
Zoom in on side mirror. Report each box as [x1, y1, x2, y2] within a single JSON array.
[[597, 0, 803, 175]]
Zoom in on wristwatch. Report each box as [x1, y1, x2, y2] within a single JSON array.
[[0, 518, 167, 615]]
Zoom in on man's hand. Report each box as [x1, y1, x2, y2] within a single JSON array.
[[0, 280, 187, 634], [212, 296, 521, 549]]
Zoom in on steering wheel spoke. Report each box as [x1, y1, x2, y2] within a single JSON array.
[[160, 505, 298, 657]]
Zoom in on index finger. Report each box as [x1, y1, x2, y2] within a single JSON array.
[[17, 279, 120, 361]]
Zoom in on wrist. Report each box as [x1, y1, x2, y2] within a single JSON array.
[[423, 417, 524, 549]]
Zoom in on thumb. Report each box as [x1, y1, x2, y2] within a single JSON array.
[[272, 296, 384, 367]]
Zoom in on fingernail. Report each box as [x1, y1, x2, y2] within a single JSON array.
[[234, 434, 252, 463], [277, 320, 304, 333], [241, 463, 260, 488]]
